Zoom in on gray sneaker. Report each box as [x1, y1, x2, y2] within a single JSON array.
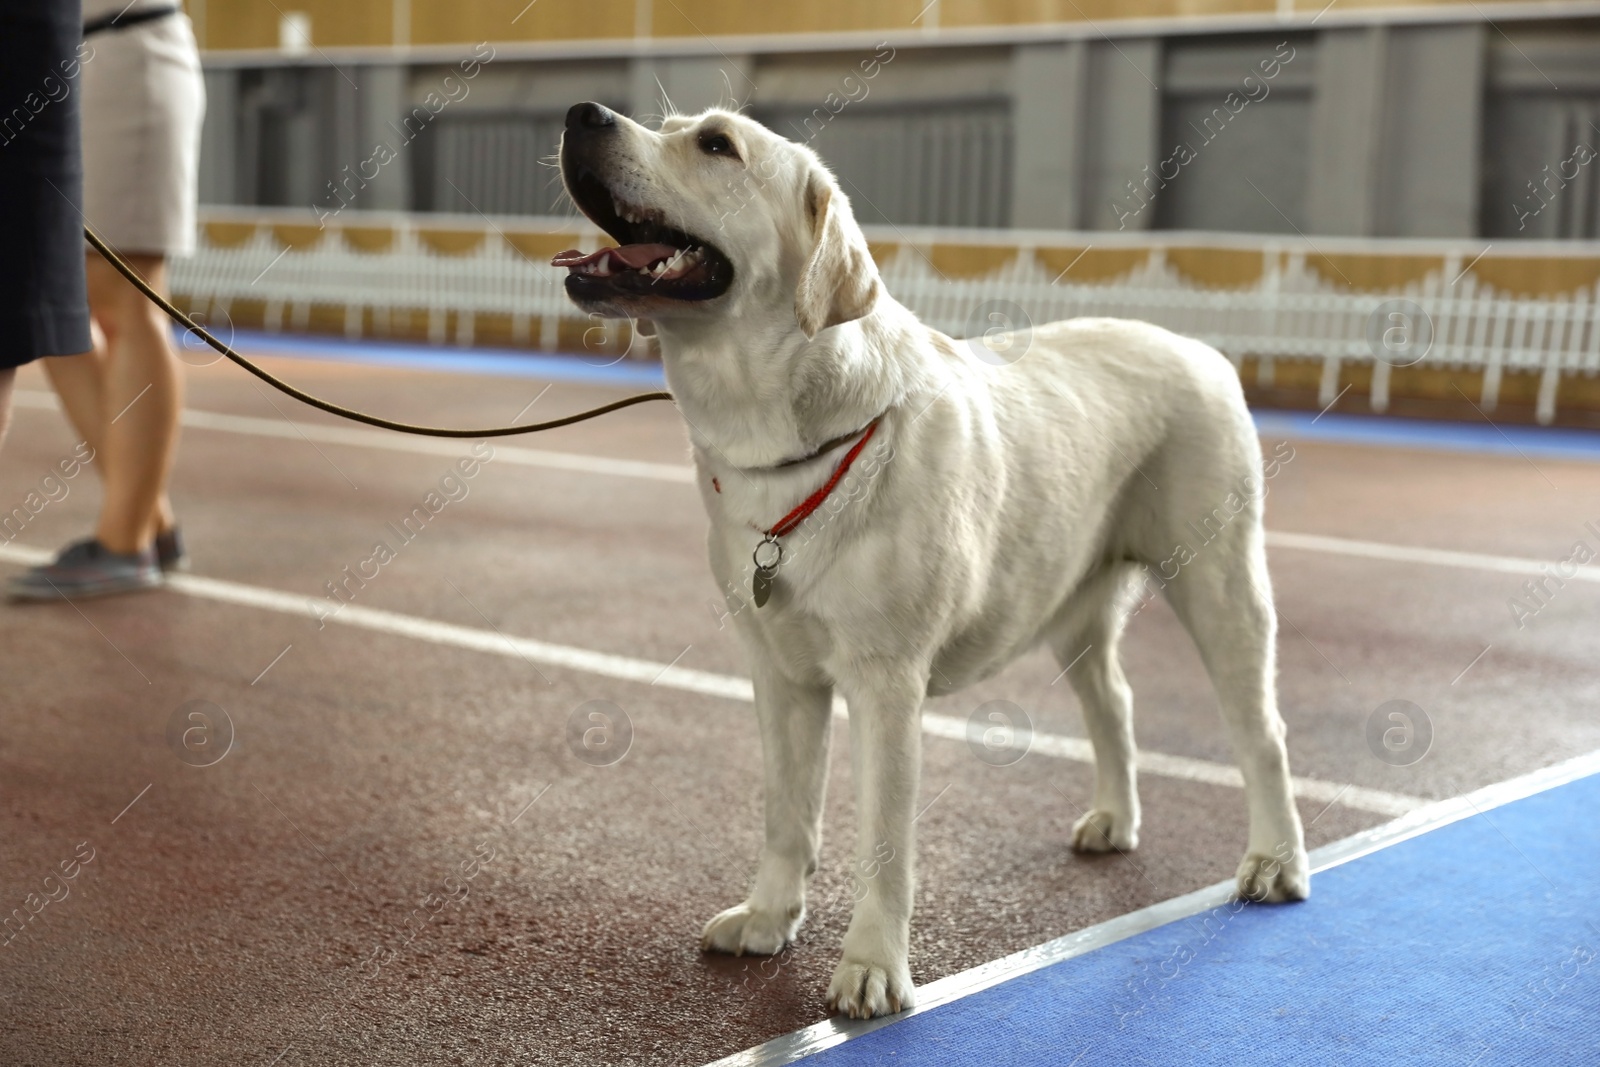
[[7, 538, 163, 602], [155, 526, 189, 572]]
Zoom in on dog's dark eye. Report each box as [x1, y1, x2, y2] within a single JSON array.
[[699, 132, 736, 158]]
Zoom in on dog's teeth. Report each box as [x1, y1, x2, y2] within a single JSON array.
[[652, 246, 704, 281]]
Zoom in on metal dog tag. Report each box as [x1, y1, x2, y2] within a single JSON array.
[[752, 536, 782, 609], [752, 567, 776, 608]]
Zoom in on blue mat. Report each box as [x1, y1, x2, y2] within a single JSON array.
[[808, 773, 1600, 1066], [1252, 409, 1600, 462], [179, 327, 670, 388], [192, 329, 1600, 462]]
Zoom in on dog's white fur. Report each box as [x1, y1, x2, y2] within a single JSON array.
[[560, 107, 1309, 1019]]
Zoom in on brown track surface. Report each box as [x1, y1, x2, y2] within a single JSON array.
[[2, 351, 1597, 1066]]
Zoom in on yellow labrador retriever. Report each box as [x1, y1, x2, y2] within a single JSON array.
[[554, 101, 1308, 1019]]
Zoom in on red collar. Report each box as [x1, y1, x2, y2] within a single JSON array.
[[747, 418, 882, 607], [763, 419, 881, 542]]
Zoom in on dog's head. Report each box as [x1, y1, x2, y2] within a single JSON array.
[[555, 102, 879, 339]]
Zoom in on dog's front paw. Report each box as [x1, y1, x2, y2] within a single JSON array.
[[1071, 808, 1139, 852], [701, 900, 802, 956], [826, 956, 916, 1019], [1236, 851, 1310, 902]]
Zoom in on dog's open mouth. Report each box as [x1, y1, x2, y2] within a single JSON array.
[[554, 169, 733, 302]]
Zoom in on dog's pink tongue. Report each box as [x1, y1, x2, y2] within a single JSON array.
[[551, 244, 677, 270], [551, 248, 598, 268]]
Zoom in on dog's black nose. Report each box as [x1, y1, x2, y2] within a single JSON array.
[[566, 102, 616, 131]]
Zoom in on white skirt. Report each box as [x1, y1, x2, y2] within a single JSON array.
[[81, 12, 206, 257]]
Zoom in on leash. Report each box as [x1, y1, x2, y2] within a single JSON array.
[[93, 224, 892, 607], [83, 225, 674, 439]]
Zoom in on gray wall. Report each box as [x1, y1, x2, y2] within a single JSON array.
[[196, 18, 1600, 239], [751, 99, 1013, 228], [1479, 33, 1600, 239], [1154, 36, 1316, 234], [1305, 25, 1485, 237]]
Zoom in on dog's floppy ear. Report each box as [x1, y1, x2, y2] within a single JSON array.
[[794, 168, 880, 340]]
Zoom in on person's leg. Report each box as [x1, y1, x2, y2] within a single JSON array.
[[45, 255, 179, 540], [8, 250, 178, 601], [0, 367, 16, 452], [42, 311, 109, 460], [84, 250, 183, 553]]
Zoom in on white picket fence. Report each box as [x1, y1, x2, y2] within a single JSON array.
[[882, 242, 1600, 424], [171, 208, 1600, 423], [173, 215, 577, 350]]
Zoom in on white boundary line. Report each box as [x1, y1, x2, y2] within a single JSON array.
[[0, 541, 1421, 818], [1266, 530, 1600, 584], [10, 389, 694, 484], [703, 747, 1600, 1067]]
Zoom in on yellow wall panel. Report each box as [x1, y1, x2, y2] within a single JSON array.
[[943, 0, 1555, 25], [941, 0, 1273, 29], [271, 223, 328, 249], [931, 243, 1020, 277], [650, 0, 925, 38], [1306, 253, 1442, 292], [203, 221, 257, 247], [410, 0, 637, 45], [1166, 247, 1265, 289], [1282, 0, 1552, 12], [1036, 246, 1149, 283], [198, 0, 1581, 51], [1471, 257, 1600, 297], [203, 0, 394, 50], [868, 242, 901, 265], [419, 229, 489, 255], [341, 226, 397, 253]]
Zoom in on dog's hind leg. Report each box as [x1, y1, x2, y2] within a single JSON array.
[[1054, 564, 1142, 853], [702, 659, 834, 956], [1161, 525, 1310, 902]]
